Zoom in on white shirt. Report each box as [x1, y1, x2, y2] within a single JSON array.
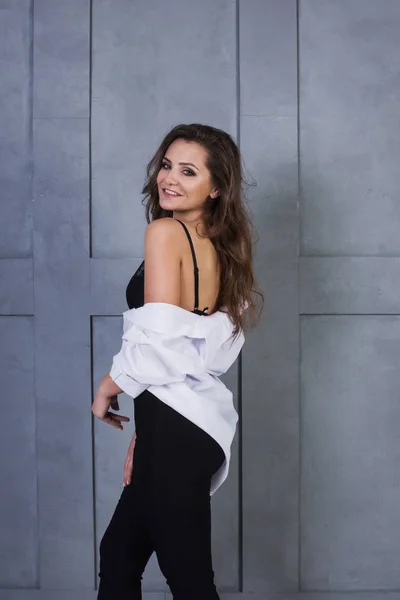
[[109, 301, 245, 495]]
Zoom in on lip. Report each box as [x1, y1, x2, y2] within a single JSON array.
[[161, 188, 182, 198]]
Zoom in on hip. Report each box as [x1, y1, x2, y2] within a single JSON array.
[[131, 390, 225, 502]]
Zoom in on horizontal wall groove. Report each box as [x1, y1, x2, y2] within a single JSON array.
[[33, 116, 90, 121], [300, 313, 400, 317]]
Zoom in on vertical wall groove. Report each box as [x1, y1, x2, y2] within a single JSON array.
[[296, 0, 302, 592], [89, 0, 93, 260], [89, 0, 97, 587], [30, 0, 40, 589], [90, 317, 98, 589], [235, 0, 243, 592]]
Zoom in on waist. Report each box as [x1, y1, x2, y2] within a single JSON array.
[[133, 390, 225, 468]]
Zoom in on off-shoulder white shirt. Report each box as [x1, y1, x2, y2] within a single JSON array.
[[109, 302, 245, 495]]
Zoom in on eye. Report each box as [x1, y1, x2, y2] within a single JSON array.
[[161, 162, 194, 176]]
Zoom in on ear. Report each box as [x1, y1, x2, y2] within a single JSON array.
[[210, 188, 220, 199]]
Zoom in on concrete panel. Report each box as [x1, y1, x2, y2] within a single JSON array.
[[33, 118, 92, 588], [93, 316, 240, 592], [1, 593, 400, 600], [91, 0, 236, 257], [301, 316, 400, 590], [0, 591, 163, 600], [211, 360, 240, 592], [240, 3, 298, 586], [300, 116, 400, 256], [299, 0, 400, 118], [300, 257, 400, 315], [33, 0, 89, 118], [0, 317, 37, 588], [241, 116, 299, 591], [0, 0, 32, 257], [93, 316, 174, 592], [0, 259, 33, 314], [92, 316, 145, 587], [240, 0, 297, 116], [90, 258, 142, 315]]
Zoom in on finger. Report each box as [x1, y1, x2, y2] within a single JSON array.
[[124, 450, 133, 481], [104, 414, 125, 430], [110, 400, 119, 411], [124, 455, 131, 476], [123, 470, 129, 486], [109, 418, 124, 430], [111, 414, 130, 423], [124, 460, 133, 486], [104, 418, 123, 431]]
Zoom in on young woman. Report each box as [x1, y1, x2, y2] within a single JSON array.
[[92, 123, 263, 599]]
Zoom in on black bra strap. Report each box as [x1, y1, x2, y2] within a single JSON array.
[[175, 219, 199, 310]]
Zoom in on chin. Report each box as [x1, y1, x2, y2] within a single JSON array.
[[159, 198, 176, 211]]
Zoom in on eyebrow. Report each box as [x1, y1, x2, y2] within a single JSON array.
[[163, 156, 199, 171]]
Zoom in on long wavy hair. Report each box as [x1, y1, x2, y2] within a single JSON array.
[[141, 123, 264, 339]]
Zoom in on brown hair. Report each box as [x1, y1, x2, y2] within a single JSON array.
[[141, 123, 264, 340]]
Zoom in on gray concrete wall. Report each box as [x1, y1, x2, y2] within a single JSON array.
[[1, 0, 400, 598]]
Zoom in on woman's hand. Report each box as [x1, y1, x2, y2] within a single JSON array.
[[123, 432, 137, 486], [92, 392, 130, 430]]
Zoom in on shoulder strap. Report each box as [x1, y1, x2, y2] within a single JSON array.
[[175, 219, 200, 310]]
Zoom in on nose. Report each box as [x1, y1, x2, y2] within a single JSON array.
[[164, 169, 178, 185]]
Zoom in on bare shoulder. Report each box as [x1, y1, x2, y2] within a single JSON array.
[[145, 217, 183, 242], [143, 218, 183, 305], [145, 217, 186, 261]]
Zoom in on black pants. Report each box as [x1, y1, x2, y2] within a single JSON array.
[[97, 390, 225, 600]]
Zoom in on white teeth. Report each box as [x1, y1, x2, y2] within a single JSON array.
[[164, 188, 180, 196]]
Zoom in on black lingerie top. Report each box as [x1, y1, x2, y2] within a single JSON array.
[[126, 219, 210, 316]]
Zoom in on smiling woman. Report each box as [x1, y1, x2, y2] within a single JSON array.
[[157, 138, 220, 212], [141, 123, 263, 338], [93, 123, 264, 600]]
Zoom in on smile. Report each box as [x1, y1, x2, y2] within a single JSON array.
[[162, 188, 182, 197]]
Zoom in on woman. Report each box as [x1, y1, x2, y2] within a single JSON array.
[[92, 123, 263, 599]]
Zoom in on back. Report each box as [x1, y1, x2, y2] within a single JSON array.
[[176, 219, 220, 315], [126, 218, 220, 315]]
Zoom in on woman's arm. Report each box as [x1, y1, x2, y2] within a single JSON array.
[[143, 218, 182, 304], [92, 374, 129, 430], [97, 373, 123, 397], [92, 219, 182, 427]]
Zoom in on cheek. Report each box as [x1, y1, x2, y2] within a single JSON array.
[[188, 177, 204, 191], [193, 179, 211, 197]]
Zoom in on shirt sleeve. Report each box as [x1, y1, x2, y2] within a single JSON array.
[[109, 362, 148, 399], [207, 329, 245, 376], [109, 319, 206, 398]]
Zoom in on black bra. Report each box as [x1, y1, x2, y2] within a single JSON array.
[[125, 220, 210, 315], [175, 219, 209, 316]]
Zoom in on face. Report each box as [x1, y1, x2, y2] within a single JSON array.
[[156, 138, 219, 215]]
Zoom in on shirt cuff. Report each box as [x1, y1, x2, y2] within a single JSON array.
[[109, 361, 148, 399]]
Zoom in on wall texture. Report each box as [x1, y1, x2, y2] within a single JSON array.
[[1, 0, 400, 598]]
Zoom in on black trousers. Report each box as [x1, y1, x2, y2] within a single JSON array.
[[97, 390, 225, 600]]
